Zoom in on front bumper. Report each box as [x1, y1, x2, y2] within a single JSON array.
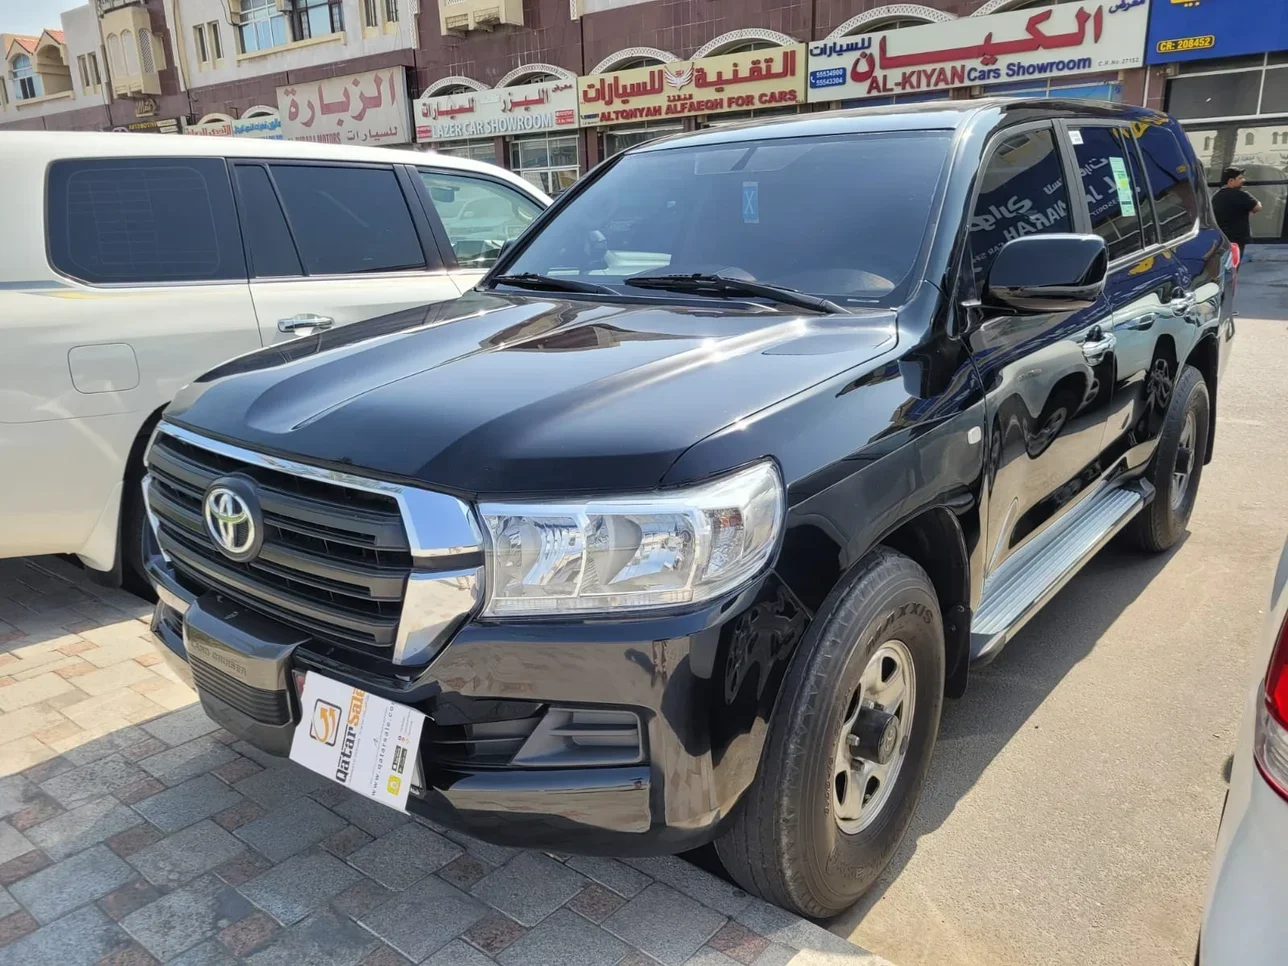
[[145, 550, 806, 855]]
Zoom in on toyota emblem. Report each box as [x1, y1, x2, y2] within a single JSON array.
[[203, 479, 263, 562]]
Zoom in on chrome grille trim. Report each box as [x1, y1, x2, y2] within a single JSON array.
[[145, 422, 484, 667]]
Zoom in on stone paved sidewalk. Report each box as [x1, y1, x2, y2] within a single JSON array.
[[0, 556, 891, 966]]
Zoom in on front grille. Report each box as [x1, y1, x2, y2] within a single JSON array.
[[190, 655, 291, 725], [146, 431, 412, 658]]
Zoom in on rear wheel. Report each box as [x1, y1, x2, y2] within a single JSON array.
[[715, 548, 944, 917], [1127, 365, 1210, 553]]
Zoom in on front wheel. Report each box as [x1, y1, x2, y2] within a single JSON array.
[[715, 548, 944, 917], [1127, 364, 1210, 553]]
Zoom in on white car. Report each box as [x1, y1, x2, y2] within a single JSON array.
[[1200, 535, 1288, 962], [0, 131, 548, 592]]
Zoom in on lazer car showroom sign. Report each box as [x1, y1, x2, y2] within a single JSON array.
[[806, 1, 1150, 102], [579, 44, 806, 126], [415, 79, 578, 142]]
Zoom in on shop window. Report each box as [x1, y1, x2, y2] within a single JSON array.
[[1262, 68, 1288, 115], [233, 165, 302, 277], [969, 127, 1072, 291], [46, 158, 245, 285], [1135, 125, 1199, 242], [508, 133, 579, 196], [603, 122, 682, 159], [269, 164, 424, 275], [417, 170, 542, 268], [1167, 72, 1260, 119], [432, 140, 497, 164]]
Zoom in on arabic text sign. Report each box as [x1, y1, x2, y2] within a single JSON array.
[[579, 44, 807, 126], [416, 80, 579, 142], [277, 68, 410, 145], [188, 114, 284, 139], [289, 672, 424, 813], [806, 1, 1150, 103], [1146, 0, 1288, 63]]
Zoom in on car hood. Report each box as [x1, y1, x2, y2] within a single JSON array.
[[167, 291, 897, 495]]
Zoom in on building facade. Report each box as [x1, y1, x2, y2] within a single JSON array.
[[1141, 0, 1288, 242], [2, 1, 1169, 195]]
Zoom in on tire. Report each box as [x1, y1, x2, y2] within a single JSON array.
[[715, 547, 945, 917], [1127, 365, 1210, 553]]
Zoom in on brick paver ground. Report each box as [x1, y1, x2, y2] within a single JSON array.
[[0, 556, 891, 966]]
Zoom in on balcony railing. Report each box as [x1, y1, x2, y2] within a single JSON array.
[[438, 0, 522, 34]]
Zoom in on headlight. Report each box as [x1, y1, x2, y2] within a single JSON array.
[[479, 461, 783, 617]]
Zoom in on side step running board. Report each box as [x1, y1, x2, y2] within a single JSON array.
[[971, 480, 1155, 664]]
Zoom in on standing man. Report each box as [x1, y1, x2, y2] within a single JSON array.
[[1212, 166, 1262, 258]]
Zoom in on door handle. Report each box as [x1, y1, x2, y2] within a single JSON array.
[[1169, 293, 1197, 315], [278, 314, 334, 334], [1081, 330, 1117, 364]]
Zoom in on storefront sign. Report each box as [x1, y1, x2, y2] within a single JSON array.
[[188, 113, 284, 139], [806, 1, 1149, 103], [578, 44, 806, 126], [416, 80, 578, 142], [116, 117, 182, 134], [134, 97, 158, 118], [276, 68, 409, 145], [1147, 0, 1288, 64]]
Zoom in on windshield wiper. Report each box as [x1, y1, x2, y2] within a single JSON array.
[[489, 273, 617, 295], [624, 273, 848, 315]]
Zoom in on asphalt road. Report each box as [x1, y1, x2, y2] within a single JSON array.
[[832, 251, 1288, 966]]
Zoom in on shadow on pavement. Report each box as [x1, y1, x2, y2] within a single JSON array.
[[1235, 250, 1288, 321], [830, 534, 1186, 932]]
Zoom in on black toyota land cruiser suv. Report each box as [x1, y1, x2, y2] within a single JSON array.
[[143, 99, 1233, 916]]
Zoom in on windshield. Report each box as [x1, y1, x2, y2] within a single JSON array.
[[499, 130, 952, 307]]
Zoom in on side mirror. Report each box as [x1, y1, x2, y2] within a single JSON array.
[[983, 234, 1108, 313]]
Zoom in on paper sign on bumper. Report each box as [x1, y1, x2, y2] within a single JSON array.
[[289, 672, 424, 812]]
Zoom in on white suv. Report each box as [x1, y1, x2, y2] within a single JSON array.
[[0, 131, 548, 591]]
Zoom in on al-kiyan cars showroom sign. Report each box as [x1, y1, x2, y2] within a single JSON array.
[[277, 68, 410, 145], [806, 0, 1150, 102], [579, 44, 806, 126]]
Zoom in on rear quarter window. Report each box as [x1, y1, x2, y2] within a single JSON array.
[[46, 157, 246, 285], [1134, 121, 1200, 243]]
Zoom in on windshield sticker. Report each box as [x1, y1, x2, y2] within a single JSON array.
[[1069, 129, 1084, 145], [742, 181, 759, 224], [1108, 156, 1136, 217]]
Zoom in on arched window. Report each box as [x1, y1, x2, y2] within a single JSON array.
[[10, 53, 38, 99], [138, 29, 155, 74], [121, 30, 138, 74], [972, 0, 1078, 14], [106, 33, 122, 75]]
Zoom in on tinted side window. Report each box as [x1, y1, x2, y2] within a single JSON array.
[[233, 164, 302, 278], [1135, 122, 1200, 242], [1070, 126, 1144, 261], [969, 128, 1072, 291], [47, 158, 245, 284], [418, 171, 541, 269], [269, 164, 425, 275]]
